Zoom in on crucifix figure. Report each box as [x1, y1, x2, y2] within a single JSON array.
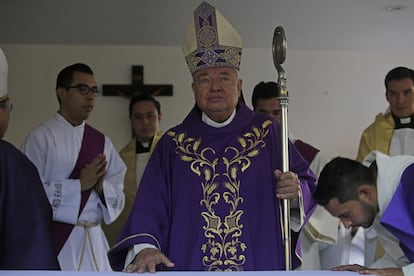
[[102, 65, 173, 98]]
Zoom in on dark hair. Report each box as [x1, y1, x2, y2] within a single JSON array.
[[128, 94, 161, 118], [56, 63, 94, 89], [251, 81, 280, 110], [384, 66, 414, 90], [313, 157, 376, 206]]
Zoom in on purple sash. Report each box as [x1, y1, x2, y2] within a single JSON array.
[[52, 124, 105, 255], [293, 139, 319, 165]]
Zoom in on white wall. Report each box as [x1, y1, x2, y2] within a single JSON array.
[[1, 44, 413, 159]]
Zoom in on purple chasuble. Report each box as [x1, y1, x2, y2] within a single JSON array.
[[52, 124, 105, 254], [381, 163, 414, 262], [0, 140, 60, 269], [109, 103, 316, 271]]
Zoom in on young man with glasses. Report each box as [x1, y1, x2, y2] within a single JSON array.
[[21, 63, 126, 271], [0, 48, 59, 269]]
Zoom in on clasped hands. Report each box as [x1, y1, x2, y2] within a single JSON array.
[[80, 153, 107, 196]]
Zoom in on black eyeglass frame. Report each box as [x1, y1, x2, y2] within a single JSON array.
[[67, 84, 101, 96]]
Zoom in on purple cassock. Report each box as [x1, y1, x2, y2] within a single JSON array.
[[381, 163, 414, 262], [0, 140, 59, 270], [109, 102, 316, 271]]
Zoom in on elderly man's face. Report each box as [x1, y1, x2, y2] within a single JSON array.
[[192, 67, 241, 123]]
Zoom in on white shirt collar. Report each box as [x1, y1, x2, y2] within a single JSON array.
[[202, 109, 236, 128], [55, 112, 85, 128]]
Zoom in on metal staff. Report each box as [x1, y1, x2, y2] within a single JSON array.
[[272, 26, 291, 271]]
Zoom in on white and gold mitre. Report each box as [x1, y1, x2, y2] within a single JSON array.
[[182, 1, 242, 75]]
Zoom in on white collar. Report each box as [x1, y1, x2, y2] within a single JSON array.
[[55, 112, 85, 128], [202, 109, 236, 128]]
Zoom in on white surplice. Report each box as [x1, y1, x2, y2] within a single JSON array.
[[21, 113, 126, 271], [362, 151, 413, 275]]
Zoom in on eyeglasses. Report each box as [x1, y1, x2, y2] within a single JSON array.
[[68, 84, 100, 96], [0, 98, 13, 112]]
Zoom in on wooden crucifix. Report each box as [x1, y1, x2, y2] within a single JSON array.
[[102, 65, 173, 98]]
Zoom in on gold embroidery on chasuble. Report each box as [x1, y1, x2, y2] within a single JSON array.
[[167, 120, 272, 271]]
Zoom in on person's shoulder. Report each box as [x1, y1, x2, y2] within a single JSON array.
[[155, 129, 164, 138], [252, 113, 278, 134], [155, 124, 186, 146], [294, 139, 319, 152], [84, 123, 113, 146], [119, 138, 135, 155], [292, 138, 323, 165], [166, 122, 185, 133], [26, 116, 56, 136], [362, 112, 393, 133], [0, 139, 32, 164], [252, 111, 270, 120], [85, 123, 104, 135], [0, 139, 19, 153], [374, 111, 392, 123], [249, 111, 276, 125]]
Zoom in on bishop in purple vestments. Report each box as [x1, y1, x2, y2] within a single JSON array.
[[0, 140, 59, 270], [0, 48, 59, 270], [108, 2, 316, 272]]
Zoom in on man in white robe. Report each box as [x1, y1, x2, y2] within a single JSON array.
[[356, 66, 414, 266], [21, 63, 126, 271], [314, 151, 414, 276], [357, 66, 414, 161]]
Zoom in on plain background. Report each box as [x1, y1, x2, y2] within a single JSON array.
[[1, 44, 413, 159]]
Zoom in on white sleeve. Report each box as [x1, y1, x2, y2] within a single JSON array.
[[290, 186, 304, 232], [101, 136, 126, 224], [21, 127, 82, 224]]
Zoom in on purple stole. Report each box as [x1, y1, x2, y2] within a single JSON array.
[[52, 124, 105, 255], [291, 139, 319, 268], [381, 163, 414, 262], [293, 139, 319, 165]]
